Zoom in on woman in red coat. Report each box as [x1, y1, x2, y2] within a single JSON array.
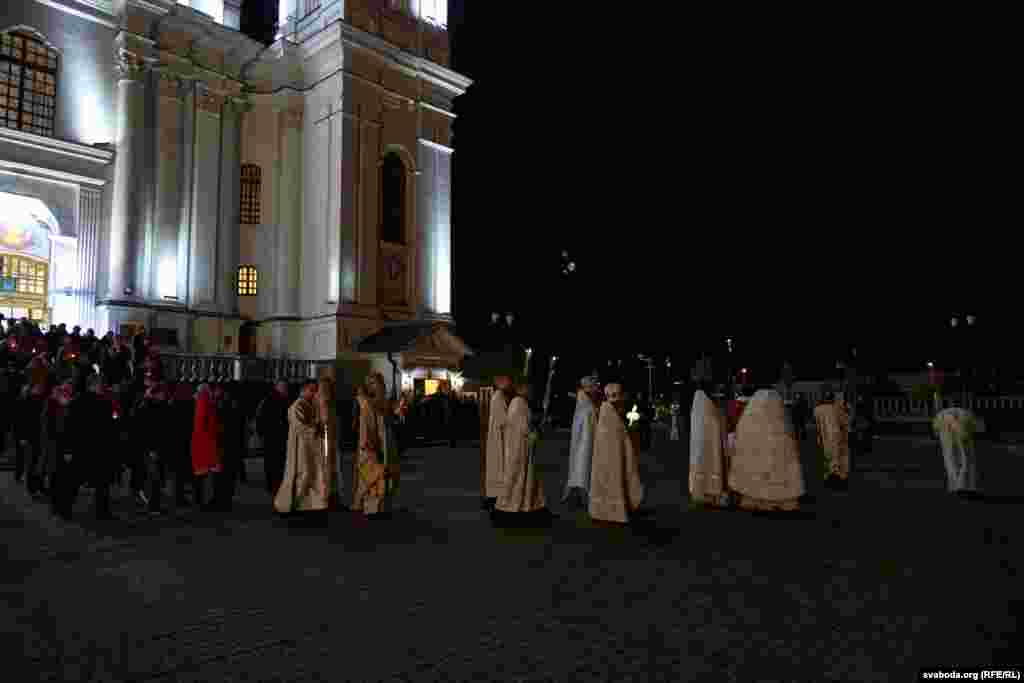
[[190, 384, 221, 508]]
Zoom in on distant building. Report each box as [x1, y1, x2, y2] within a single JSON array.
[[1, 0, 470, 393]]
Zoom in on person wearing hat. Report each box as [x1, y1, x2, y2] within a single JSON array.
[[563, 375, 599, 510]]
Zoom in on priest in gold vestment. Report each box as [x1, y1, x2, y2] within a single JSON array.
[[729, 389, 804, 512], [274, 381, 332, 515], [815, 392, 850, 490], [318, 375, 340, 506], [483, 375, 512, 511], [353, 373, 401, 518], [493, 381, 548, 523], [589, 383, 645, 524]]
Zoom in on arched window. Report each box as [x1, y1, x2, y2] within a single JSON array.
[[237, 265, 257, 296], [240, 163, 261, 224], [380, 152, 406, 244], [0, 29, 58, 137]]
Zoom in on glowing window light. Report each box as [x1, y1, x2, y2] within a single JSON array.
[[237, 265, 257, 296], [158, 258, 177, 299]]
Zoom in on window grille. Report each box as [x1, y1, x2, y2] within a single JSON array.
[[237, 265, 257, 296], [0, 31, 58, 137], [240, 163, 261, 225]]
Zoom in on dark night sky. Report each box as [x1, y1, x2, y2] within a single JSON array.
[[448, 5, 1013, 385]]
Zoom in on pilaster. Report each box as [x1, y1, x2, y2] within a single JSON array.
[[274, 103, 303, 318], [216, 97, 244, 315], [76, 187, 103, 333], [105, 51, 149, 303], [152, 70, 186, 305]]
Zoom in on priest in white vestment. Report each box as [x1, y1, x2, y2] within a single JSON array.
[[815, 392, 851, 490], [483, 375, 512, 511], [563, 376, 599, 509], [932, 405, 980, 497], [493, 381, 549, 523], [274, 381, 331, 516], [728, 389, 805, 512], [589, 383, 645, 525], [689, 388, 729, 508]]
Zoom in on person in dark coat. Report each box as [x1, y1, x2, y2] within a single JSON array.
[[135, 383, 171, 515], [256, 381, 291, 496], [169, 383, 197, 507], [59, 375, 118, 521], [212, 382, 245, 511]]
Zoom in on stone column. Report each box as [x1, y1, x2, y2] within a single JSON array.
[[216, 97, 244, 314], [106, 53, 148, 302], [151, 71, 185, 303]]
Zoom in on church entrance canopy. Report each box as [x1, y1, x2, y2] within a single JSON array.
[[353, 321, 473, 372], [0, 191, 59, 324]]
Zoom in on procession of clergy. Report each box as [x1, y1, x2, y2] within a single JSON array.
[[274, 369, 980, 524], [553, 377, 979, 522]]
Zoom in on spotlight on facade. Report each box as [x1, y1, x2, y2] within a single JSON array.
[[124, 288, 133, 296]]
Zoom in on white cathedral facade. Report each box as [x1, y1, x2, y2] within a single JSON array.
[[0, 0, 471, 388]]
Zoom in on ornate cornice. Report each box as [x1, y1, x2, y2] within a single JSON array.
[[0, 160, 108, 187], [418, 138, 453, 155], [281, 109, 304, 129], [29, 0, 117, 29], [0, 127, 114, 166], [115, 49, 150, 81], [196, 88, 225, 115]]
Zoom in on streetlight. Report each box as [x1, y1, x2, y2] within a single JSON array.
[[638, 354, 655, 408]]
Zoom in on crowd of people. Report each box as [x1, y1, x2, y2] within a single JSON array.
[[0, 314, 455, 525], [3, 311, 981, 530], [0, 315, 258, 520], [550, 374, 982, 522]]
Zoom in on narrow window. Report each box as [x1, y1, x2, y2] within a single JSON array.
[[0, 30, 59, 137], [240, 163, 261, 225], [237, 265, 257, 296], [380, 152, 406, 244]]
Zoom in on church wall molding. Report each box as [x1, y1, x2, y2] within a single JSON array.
[[0, 161, 107, 188], [28, 0, 118, 30], [0, 129, 115, 167], [417, 138, 452, 155]]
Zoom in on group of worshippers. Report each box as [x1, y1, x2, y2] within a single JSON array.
[[481, 373, 646, 527], [268, 371, 403, 523]]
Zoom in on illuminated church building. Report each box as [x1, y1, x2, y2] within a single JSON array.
[[0, 0, 471, 387]]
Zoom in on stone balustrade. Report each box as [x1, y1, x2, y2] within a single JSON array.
[[158, 353, 333, 384]]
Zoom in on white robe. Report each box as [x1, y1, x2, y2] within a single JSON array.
[[564, 392, 596, 496], [495, 396, 546, 513], [934, 407, 979, 493], [484, 389, 509, 498]]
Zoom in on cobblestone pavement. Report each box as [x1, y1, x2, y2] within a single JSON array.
[[1, 433, 1021, 682]]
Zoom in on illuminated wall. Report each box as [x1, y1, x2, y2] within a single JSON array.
[[0, 6, 116, 145], [417, 140, 452, 316]]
